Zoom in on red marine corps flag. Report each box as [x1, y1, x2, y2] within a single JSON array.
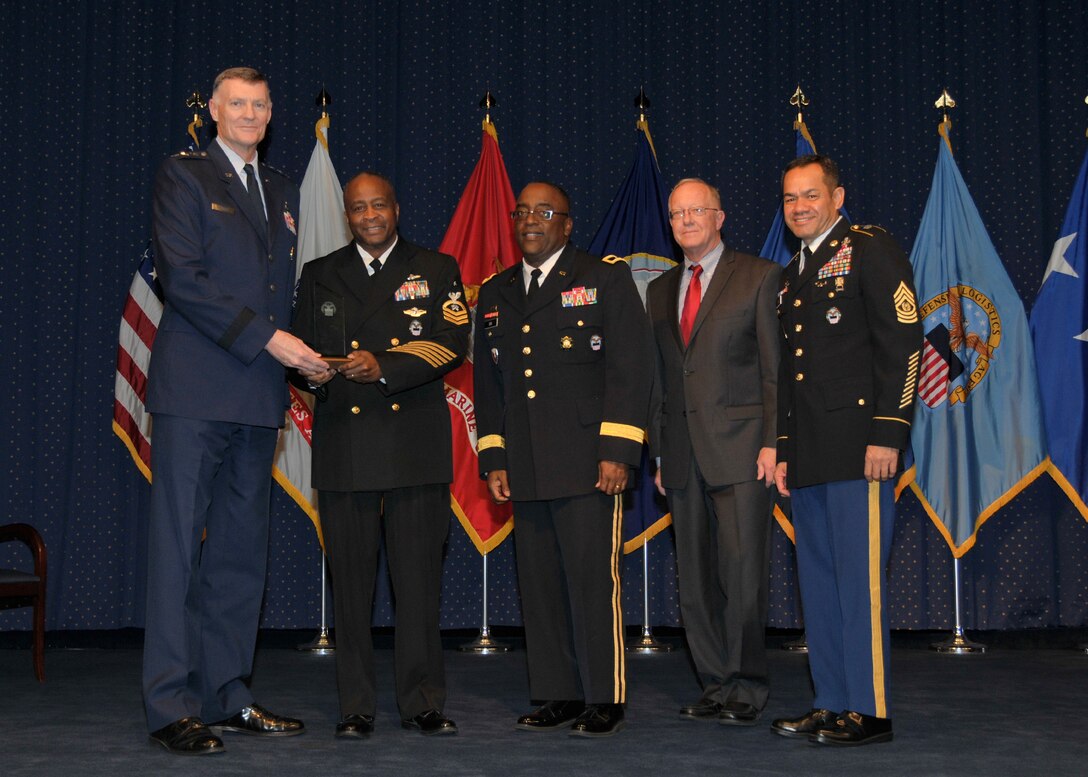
[[439, 113, 520, 553]]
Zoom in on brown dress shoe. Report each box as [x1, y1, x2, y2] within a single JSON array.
[[770, 708, 836, 739]]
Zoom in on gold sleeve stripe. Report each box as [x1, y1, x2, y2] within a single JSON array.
[[477, 434, 505, 452], [873, 416, 911, 426], [901, 350, 921, 408], [389, 340, 457, 368], [599, 422, 645, 443]]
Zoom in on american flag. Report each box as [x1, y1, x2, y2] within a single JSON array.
[[917, 323, 964, 409], [112, 244, 163, 480]]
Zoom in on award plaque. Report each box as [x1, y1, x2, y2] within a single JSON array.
[[313, 282, 350, 367]]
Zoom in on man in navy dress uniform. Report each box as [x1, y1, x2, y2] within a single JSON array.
[[773, 154, 922, 747], [143, 67, 328, 755], [292, 172, 468, 738]]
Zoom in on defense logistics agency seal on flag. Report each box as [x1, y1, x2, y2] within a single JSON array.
[[918, 285, 1001, 407]]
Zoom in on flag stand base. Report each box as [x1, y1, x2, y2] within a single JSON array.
[[626, 627, 672, 653], [459, 627, 510, 654], [781, 633, 809, 653], [297, 626, 335, 655], [930, 631, 985, 654]]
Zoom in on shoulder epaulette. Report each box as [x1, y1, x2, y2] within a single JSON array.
[[262, 162, 290, 179], [480, 272, 499, 285], [173, 149, 209, 159], [851, 224, 888, 237], [601, 254, 628, 265]]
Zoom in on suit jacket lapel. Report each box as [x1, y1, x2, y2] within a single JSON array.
[[356, 239, 417, 327], [334, 244, 373, 312], [208, 142, 269, 247], [688, 248, 736, 346], [663, 264, 684, 351]]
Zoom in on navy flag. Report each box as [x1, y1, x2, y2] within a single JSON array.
[[588, 120, 678, 552]]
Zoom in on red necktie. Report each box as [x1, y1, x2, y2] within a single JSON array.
[[680, 263, 703, 345]]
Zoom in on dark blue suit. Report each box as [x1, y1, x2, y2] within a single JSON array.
[[142, 139, 299, 731]]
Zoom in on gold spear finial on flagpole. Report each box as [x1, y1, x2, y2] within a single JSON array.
[[935, 89, 956, 153], [186, 91, 206, 149], [479, 89, 497, 136], [790, 85, 809, 125], [790, 85, 817, 152], [633, 87, 658, 158], [314, 88, 332, 149]]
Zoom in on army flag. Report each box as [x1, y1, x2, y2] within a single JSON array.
[[1030, 144, 1088, 521], [904, 131, 1049, 556], [271, 117, 351, 544], [588, 119, 677, 552], [438, 119, 519, 554]]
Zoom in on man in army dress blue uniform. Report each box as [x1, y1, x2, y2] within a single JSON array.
[[773, 155, 922, 747]]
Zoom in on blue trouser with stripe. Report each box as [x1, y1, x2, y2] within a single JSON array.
[[792, 478, 895, 718]]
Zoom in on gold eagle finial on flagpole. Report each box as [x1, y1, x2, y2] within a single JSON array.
[[935, 89, 956, 154]]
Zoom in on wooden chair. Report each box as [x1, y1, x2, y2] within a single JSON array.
[[0, 523, 47, 681]]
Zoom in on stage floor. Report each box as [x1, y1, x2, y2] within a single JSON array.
[[3, 634, 1086, 776]]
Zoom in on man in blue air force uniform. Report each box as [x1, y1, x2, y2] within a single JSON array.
[[144, 66, 328, 756]]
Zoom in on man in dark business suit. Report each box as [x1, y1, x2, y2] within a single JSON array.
[[474, 181, 652, 738], [143, 67, 328, 755], [773, 154, 921, 747], [292, 172, 468, 738], [647, 178, 781, 727]]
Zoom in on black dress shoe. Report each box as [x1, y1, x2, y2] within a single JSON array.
[[401, 709, 458, 736], [516, 700, 586, 731], [718, 701, 761, 726], [679, 698, 724, 720], [210, 703, 305, 737], [569, 703, 625, 738], [149, 717, 225, 756], [810, 710, 893, 746], [771, 708, 836, 739], [335, 714, 375, 739]]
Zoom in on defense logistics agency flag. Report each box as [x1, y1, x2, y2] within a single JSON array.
[[1030, 144, 1088, 521], [438, 119, 518, 553], [588, 120, 677, 552], [271, 117, 352, 544], [904, 131, 1048, 556]]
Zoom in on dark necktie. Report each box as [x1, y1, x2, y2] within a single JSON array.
[[798, 245, 810, 274], [369, 258, 382, 276], [680, 263, 703, 345], [243, 163, 267, 230], [526, 268, 542, 303]]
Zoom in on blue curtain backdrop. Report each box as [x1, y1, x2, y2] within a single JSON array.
[[1, 0, 1086, 631]]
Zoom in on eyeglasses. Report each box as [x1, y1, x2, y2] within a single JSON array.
[[668, 207, 721, 221], [510, 209, 570, 221]]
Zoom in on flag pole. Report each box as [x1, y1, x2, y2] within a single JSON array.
[[780, 85, 810, 655], [625, 89, 670, 654], [1079, 92, 1088, 655], [458, 89, 511, 655], [296, 88, 337, 656], [921, 93, 984, 655]]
